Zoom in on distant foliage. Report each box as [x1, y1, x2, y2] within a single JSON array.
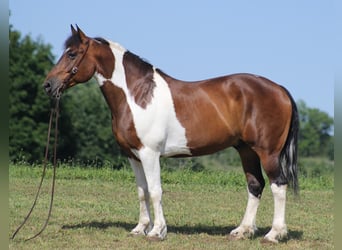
[[60, 83, 123, 168], [297, 100, 334, 160], [9, 25, 334, 167], [9, 25, 121, 167], [9, 25, 54, 162]]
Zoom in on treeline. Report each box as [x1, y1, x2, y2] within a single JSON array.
[[9, 26, 334, 167]]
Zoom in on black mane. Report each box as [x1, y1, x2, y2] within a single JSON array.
[[64, 35, 109, 49], [125, 51, 153, 73], [94, 37, 110, 46]]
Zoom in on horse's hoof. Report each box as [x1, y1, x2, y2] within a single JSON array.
[[129, 228, 148, 237], [146, 230, 167, 241], [260, 237, 278, 244], [227, 232, 246, 241], [262, 227, 287, 244], [146, 225, 167, 241], [128, 231, 145, 238], [146, 234, 165, 241], [228, 226, 255, 241]]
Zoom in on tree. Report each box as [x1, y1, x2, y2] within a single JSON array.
[[59, 82, 123, 167], [9, 25, 55, 162], [10, 26, 79, 164], [297, 100, 334, 159]]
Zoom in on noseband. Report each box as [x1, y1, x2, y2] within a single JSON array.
[[58, 40, 90, 98]]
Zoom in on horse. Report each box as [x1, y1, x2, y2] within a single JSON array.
[[43, 25, 299, 243]]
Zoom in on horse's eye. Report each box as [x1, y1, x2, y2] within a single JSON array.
[[68, 51, 77, 60]]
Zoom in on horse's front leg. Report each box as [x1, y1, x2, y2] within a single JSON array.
[[138, 147, 167, 241], [129, 158, 153, 236]]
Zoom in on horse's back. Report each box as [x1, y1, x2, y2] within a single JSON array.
[[164, 73, 293, 155]]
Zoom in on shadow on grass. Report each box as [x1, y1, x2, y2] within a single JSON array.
[[62, 220, 303, 240]]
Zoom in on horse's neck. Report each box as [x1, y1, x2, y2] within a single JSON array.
[[95, 42, 151, 119], [108, 42, 127, 89], [92, 42, 127, 118], [99, 80, 128, 119], [95, 41, 177, 118], [109, 42, 158, 107]]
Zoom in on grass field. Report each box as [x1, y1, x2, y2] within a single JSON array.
[[9, 163, 334, 249]]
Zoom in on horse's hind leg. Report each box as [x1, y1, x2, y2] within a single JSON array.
[[229, 142, 265, 240], [257, 151, 288, 243], [262, 183, 287, 243]]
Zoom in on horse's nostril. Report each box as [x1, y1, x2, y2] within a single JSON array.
[[44, 82, 50, 88], [43, 81, 51, 91]]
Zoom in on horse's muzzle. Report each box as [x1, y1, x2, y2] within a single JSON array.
[[43, 79, 63, 99]]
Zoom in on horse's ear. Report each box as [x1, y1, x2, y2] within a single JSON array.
[[76, 25, 87, 42], [71, 24, 77, 36]]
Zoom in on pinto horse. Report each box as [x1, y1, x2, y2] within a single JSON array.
[[43, 26, 298, 243]]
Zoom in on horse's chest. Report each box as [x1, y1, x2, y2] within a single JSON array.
[[123, 73, 190, 156]]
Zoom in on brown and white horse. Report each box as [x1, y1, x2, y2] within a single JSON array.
[[43, 26, 298, 243]]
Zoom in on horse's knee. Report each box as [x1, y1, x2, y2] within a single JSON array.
[[137, 186, 149, 201], [148, 186, 163, 201]]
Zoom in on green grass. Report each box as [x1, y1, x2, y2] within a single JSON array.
[[9, 164, 334, 249]]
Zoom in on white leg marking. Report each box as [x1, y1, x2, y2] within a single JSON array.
[[129, 158, 152, 236], [263, 184, 288, 243], [138, 147, 167, 240], [229, 188, 260, 240]]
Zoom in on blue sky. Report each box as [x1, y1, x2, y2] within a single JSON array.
[[10, 0, 336, 117]]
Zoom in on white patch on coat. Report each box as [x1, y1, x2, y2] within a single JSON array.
[[94, 41, 191, 157]]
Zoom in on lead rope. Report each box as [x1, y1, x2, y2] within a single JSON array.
[[11, 98, 60, 241]]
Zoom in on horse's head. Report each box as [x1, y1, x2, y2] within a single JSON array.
[[43, 25, 97, 98]]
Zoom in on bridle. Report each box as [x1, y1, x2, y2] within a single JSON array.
[[56, 39, 90, 99], [11, 39, 91, 241]]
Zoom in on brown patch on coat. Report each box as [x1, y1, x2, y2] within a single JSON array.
[[100, 80, 142, 160], [123, 51, 156, 108], [156, 70, 292, 158], [92, 38, 115, 79]]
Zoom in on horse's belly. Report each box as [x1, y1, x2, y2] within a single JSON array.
[[161, 145, 192, 157]]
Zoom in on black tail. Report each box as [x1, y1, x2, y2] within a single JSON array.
[[279, 88, 299, 195]]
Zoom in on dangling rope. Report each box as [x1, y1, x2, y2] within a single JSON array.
[[11, 98, 60, 241]]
